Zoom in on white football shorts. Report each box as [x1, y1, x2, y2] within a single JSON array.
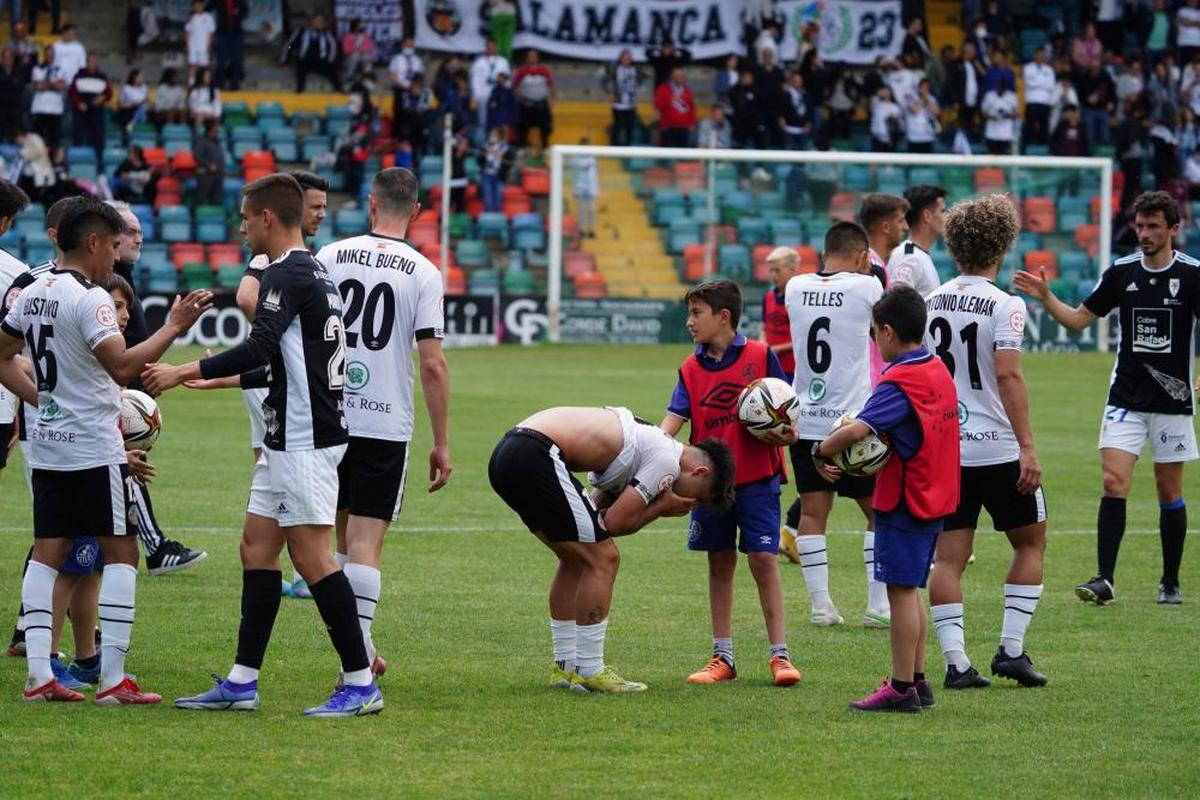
[[247, 444, 347, 527], [242, 387, 268, 451], [1098, 406, 1198, 463]]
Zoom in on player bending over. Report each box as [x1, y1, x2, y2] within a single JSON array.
[[663, 280, 803, 687], [815, 285, 960, 713], [1015, 191, 1199, 605], [148, 174, 380, 717], [786, 222, 889, 628], [927, 195, 1048, 690], [0, 198, 211, 703], [489, 406, 734, 693]]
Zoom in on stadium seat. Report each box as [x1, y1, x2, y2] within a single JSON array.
[[476, 212, 509, 245], [456, 239, 489, 269], [267, 128, 298, 162], [207, 243, 244, 269], [563, 251, 596, 278], [769, 218, 803, 244], [302, 135, 333, 162], [503, 268, 537, 294], [158, 206, 192, 242], [974, 168, 1005, 194], [145, 261, 179, 293], [180, 263, 214, 290], [1023, 250, 1059, 278], [215, 264, 243, 288], [14, 205, 45, 240], [1023, 197, 1056, 233], [231, 126, 264, 159], [876, 168, 907, 196], [170, 242, 206, 269], [1074, 224, 1100, 257], [408, 219, 440, 249], [719, 244, 751, 281], [194, 205, 227, 243], [444, 266, 467, 295], [843, 165, 872, 191], [170, 149, 197, 179], [242, 150, 277, 174], [797, 245, 820, 273], [501, 194, 532, 218], [163, 134, 193, 157], [673, 161, 705, 194], [140, 241, 169, 268], [24, 240, 53, 266], [752, 245, 774, 282], [468, 268, 501, 293], [129, 130, 158, 151], [334, 207, 368, 236], [829, 191, 857, 222], [513, 226, 546, 251], [640, 166, 673, 193], [521, 167, 550, 196], [909, 167, 941, 186], [142, 147, 169, 173], [574, 271, 607, 298], [102, 146, 126, 173], [721, 190, 755, 224], [756, 191, 786, 214], [736, 217, 770, 247], [1058, 251, 1091, 282]]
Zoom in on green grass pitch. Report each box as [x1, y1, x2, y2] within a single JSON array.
[[0, 345, 1197, 797]]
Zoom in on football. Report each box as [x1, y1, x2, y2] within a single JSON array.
[[737, 377, 800, 440], [828, 413, 891, 476], [121, 389, 162, 451]]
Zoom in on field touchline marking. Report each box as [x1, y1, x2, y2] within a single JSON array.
[[0, 526, 1169, 535]]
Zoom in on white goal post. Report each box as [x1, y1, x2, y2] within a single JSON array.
[[547, 144, 1113, 346]]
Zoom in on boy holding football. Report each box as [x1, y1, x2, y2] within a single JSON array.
[[815, 285, 960, 712], [661, 280, 802, 687]]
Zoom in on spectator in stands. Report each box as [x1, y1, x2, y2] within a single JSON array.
[[1050, 103, 1090, 157], [30, 44, 65, 149], [1096, 0, 1125, 54], [778, 71, 811, 149], [1149, 57, 1181, 121], [1116, 56, 1146, 110], [1151, 105, 1181, 187], [827, 66, 860, 139], [480, 127, 508, 212], [347, 68, 378, 123], [1145, 0, 1171, 69], [1071, 22, 1103, 74], [214, 0, 248, 91], [388, 36, 423, 115], [714, 53, 738, 110], [193, 118, 224, 206], [1078, 62, 1116, 146], [340, 18, 375, 84], [571, 138, 599, 239], [0, 47, 23, 141], [1181, 0, 1200, 68], [396, 73, 435, 168], [982, 1, 1013, 48], [485, 70, 516, 136], [966, 17, 992, 65], [470, 39, 510, 129], [888, 53, 922, 109], [1049, 69, 1080, 134], [1023, 47, 1055, 147], [185, 0, 215, 83], [127, 1, 159, 66], [152, 67, 187, 127], [729, 69, 766, 149], [513, 49, 554, 150], [51, 22, 85, 84], [1178, 106, 1198, 167], [26, 0, 59, 34], [927, 43, 951, 100], [755, 49, 786, 146], [1115, 98, 1148, 207], [797, 45, 828, 141], [947, 41, 984, 139], [604, 48, 643, 147], [654, 67, 696, 148], [448, 116, 470, 212], [15, 128, 55, 200], [646, 38, 691, 88], [187, 67, 222, 129], [904, 78, 939, 153], [981, 79, 1017, 155], [869, 85, 903, 152], [7, 21, 35, 83], [753, 20, 780, 65], [1183, 145, 1200, 198], [115, 68, 148, 132], [285, 13, 341, 93], [112, 144, 153, 203], [901, 17, 931, 68], [433, 54, 467, 98], [68, 52, 111, 157], [440, 72, 473, 131], [983, 48, 1015, 95], [697, 105, 731, 149]]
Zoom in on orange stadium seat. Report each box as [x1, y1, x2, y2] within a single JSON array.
[[207, 243, 243, 269], [574, 271, 607, 298], [1074, 224, 1100, 256], [408, 219, 440, 249], [170, 150, 197, 179], [1023, 197, 1056, 232], [143, 147, 169, 172], [752, 244, 774, 282], [502, 195, 532, 218], [796, 245, 821, 273], [170, 242, 206, 270], [563, 251, 596, 278], [1023, 250, 1059, 278], [673, 162, 705, 193], [444, 266, 467, 295], [242, 151, 276, 172], [829, 192, 857, 222], [641, 166, 673, 191], [974, 168, 1005, 194], [521, 167, 550, 196], [1090, 193, 1119, 222]]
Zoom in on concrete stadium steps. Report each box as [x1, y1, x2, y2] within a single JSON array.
[[570, 158, 683, 300]]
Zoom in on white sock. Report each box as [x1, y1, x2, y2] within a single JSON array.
[[796, 535, 832, 609], [342, 668, 372, 687], [712, 636, 733, 663], [784, 525, 797, 537], [1001, 584, 1043, 657], [335, 552, 348, 570], [228, 664, 259, 684], [931, 602, 970, 670], [21, 560, 56, 684], [99, 563, 137, 691], [550, 618, 576, 671], [575, 619, 608, 678], [864, 531, 889, 611], [344, 563, 381, 662]]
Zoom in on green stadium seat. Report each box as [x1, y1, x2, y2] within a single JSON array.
[[468, 267, 501, 293], [721, 190, 755, 224], [736, 217, 770, 247], [476, 212, 509, 245], [503, 268, 537, 294], [456, 239, 489, 269], [194, 205, 227, 243], [216, 264, 243, 288], [180, 263, 214, 291]]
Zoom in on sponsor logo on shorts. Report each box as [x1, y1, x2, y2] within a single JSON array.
[[276, 501, 289, 514], [346, 361, 370, 390], [687, 518, 701, 544], [759, 535, 773, 545], [75, 542, 97, 568], [1176, 442, 1187, 452]]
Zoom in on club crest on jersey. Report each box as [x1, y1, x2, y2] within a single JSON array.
[[96, 304, 116, 327], [262, 288, 282, 312], [808, 377, 826, 402], [346, 361, 370, 390], [1169, 278, 1180, 297], [957, 401, 969, 426], [39, 399, 61, 422]]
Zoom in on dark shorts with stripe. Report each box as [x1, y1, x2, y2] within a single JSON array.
[[488, 428, 606, 543], [943, 461, 1048, 533], [0, 422, 12, 468], [336, 437, 410, 522], [32, 463, 134, 539]]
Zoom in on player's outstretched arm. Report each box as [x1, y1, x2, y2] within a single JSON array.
[[417, 337, 451, 492], [0, 345, 37, 406], [995, 349, 1042, 494], [1012, 268, 1096, 332], [603, 485, 697, 536], [95, 290, 213, 386]]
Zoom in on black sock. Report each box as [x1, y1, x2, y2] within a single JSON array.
[[785, 498, 801, 530], [1097, 496, 1127, 583], [309, 571, 370, 675], [75, 653, 99, 669], [914, 672, 926, 683], [234, 569, 282, 671], [890, 677, 914, 693], [1160, 501, 1187, 587]]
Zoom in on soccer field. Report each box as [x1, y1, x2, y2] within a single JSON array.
[[0, 344, 1197, 798]]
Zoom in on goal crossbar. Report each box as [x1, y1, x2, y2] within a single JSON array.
[[547, 144, 1113, 344]]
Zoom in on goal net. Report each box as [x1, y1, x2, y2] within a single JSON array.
[[546, 145, 1113, 350]]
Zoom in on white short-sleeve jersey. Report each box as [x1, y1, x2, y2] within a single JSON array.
[[924, 275, 1026, 465], [785, 271, 884, 438], [588, 407, 683, 503], [1, 268, 124, 470], [317, 233, 445, 442], [0, 247, 28, 425], [887, 239, 942, 297]]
